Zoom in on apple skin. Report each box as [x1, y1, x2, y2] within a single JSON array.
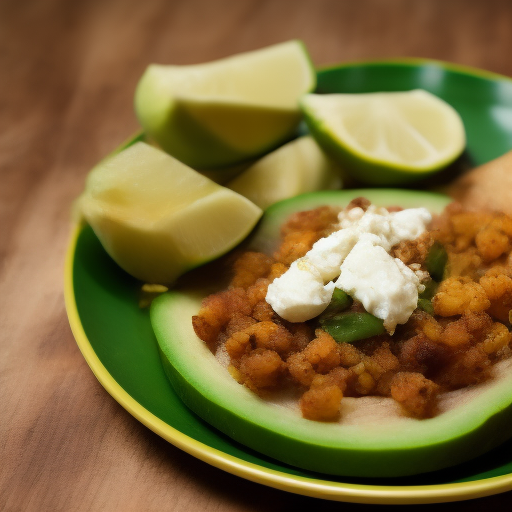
[[151, 190, 512, 477]]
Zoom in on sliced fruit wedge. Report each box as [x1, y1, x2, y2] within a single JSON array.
[[76, 142, 262, 284], [135, 40, 316, 169], [226, 135, 343, 209], [150, 190, 512, 477], [301, 90, 466, 185]]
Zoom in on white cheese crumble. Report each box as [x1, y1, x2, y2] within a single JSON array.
[[265, 259, 335, 323], [265, 205, 432, 332], [335, 234, 423, 332]]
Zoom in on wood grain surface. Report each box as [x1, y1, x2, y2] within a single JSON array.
[[1, 0, 512, 510]]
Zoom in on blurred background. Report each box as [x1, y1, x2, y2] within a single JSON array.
[[2, 1, 512, 510]]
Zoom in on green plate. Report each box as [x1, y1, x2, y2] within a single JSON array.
[[65, 59, 512, 504]]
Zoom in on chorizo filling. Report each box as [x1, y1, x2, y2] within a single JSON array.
[[192, 199, 512, 422]]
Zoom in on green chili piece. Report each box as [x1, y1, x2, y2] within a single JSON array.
[[417, 298, 435, 315], [419, 279, 438, 300], [426, 242, 448, 281], [320, 312, 385, 343], [330, 288, 353, 310], [320, 288, 353, 320]]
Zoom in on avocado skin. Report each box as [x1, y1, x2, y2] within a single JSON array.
[[151, 189, 512, 477]]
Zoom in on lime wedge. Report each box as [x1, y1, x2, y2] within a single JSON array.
[[77, 142, 262, 284], [301, 90, 466, 185], [226, 136, 343, 209], [135, 40, 316, 169]]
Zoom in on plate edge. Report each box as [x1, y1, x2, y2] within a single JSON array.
[[63, 222, 512, 503], [316, 57, 512, 83]]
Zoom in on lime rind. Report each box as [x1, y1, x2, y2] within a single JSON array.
[[300, 91, 466, 185], [134, 40, 316, 169]]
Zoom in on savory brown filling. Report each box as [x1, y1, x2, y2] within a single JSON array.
[[192, 199, 512, 422]]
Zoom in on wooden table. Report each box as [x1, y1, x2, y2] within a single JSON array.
[[2, 0, 512, 509]]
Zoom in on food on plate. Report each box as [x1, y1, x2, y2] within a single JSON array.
[[300, 90, 466, 185], [74, 41, 511, 479], [134, 40, 316, 169], [226, 135, 343, 209], [196, 196, 512, 419], [151, 189, 512, 477], [76, 141, 262, 284]]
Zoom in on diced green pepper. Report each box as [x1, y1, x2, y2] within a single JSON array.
[[320, 288, 353, 320], [417, 298, 435, 315], [419, 279, 438, 300], [426, 242, 448, 281], [320, 312, 385, 343], [330, 288, 353, 310]]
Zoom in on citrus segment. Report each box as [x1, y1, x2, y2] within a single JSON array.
[[226, 136, 343, 209], [77, 142, 262, 284], [135, 40, 316, 168], [301, 90, 466, 185]]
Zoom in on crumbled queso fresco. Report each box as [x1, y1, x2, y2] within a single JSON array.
[[265, 205, 432, 332]]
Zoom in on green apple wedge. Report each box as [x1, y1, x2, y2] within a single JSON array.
[[76, 142, 262, 284], [134, 40, 316, 169], [226, 135, 343, 210]]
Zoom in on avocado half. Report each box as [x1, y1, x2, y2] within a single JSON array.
[[150, 189, 512, 478]]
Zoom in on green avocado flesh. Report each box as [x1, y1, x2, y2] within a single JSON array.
[[151, 189, 512, 478]]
